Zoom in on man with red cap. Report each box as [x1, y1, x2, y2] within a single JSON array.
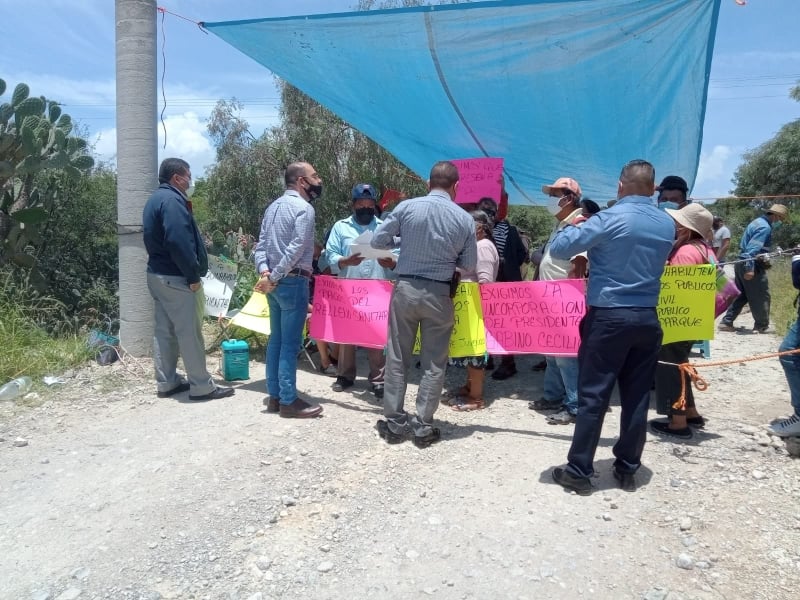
[[527, 177, 587, 425]]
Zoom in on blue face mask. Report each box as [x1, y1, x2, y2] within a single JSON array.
[[659, 201, 680, 211], [772, 220, 783, 231]]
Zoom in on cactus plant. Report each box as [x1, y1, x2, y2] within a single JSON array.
[[0, 76, 95, 266]]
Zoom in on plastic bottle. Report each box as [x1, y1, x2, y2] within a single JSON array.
[[0, 376, 33, 401]]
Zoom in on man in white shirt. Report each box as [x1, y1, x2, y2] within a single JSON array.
[[712, 216, 731, 261]]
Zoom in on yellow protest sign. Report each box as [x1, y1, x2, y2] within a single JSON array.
[[231, 292, 271, 335], [658, 265, 716, 344], [413, 282, 486, 357]]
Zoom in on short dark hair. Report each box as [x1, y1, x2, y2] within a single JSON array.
[[429, 161, 459, 190], [285, 162, 309, 186], [477, 197, 498, 209], [158, 158, 190, 184], [619, 159, 655, 188]]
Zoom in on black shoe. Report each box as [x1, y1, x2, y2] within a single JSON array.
[[279, 397, 323, 419], [531, 360, 547, 372], [687, 416, 706, 428], [332, 376, 353, 392], [649, 419, 692, 440], [613, 467, 637, 493], [157, 382, 190, 398], [372, 384, 384, 399], [263, 396, 279, 413], [491, 364, 517, 380], [412, 427, 441, 449], [376, 420, 405, 444], [188, 386, 234, 401], [551, 467, 592, 496]]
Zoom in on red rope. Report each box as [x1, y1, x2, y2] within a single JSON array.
[[157, 6, 207, 33]]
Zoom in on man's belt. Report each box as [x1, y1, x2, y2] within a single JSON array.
[[286, 268, 312, 278], [397, 274, 450, 285]]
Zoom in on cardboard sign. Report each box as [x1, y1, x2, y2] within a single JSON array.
[[201, 255, 238, 317], [480, 280, 586, 356], [413, 282, 487, 357], [310, 276, 392, 348], [230, 291, 271, 335], [658, 265, 716, 344], [451, 157, 504, 205]]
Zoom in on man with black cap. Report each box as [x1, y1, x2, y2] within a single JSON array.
[[656, 175, 691, 210], [325, 183, 397, 399], [719, 203, 789, 334]]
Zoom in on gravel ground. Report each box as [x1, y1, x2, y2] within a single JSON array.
[[1, 311, 799, 600]]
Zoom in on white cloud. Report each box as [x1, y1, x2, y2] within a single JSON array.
[[92, 112, 216, 177], [695, 144, 732, 187]]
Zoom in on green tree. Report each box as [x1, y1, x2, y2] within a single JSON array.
[[732, 81, 800, 248]]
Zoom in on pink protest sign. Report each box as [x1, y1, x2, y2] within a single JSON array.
[[451, 157, 504, 205], [480, 280, 586, 356], [310, 276, 392, 348]]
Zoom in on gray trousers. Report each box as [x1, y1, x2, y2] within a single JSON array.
[[722, 262, 771, 330], [147, 272, 214, 395], [337, 344, 385, 385], [384, 279, 454, 436]]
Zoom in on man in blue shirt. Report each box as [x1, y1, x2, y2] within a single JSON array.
[[371, 161, 477, 448], [254, 162, 323, 419], [548, 159, 675, 495], [325, 183, 397, 399], [143, 158, 234, 401], [719, 204, 788, 333]]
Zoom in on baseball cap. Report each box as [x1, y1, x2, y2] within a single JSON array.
[[542, 177, 582, 199], [351, 183, 377, 201]]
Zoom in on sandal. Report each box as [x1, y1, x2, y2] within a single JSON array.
[[687, 416, 706, 428], [450, 396, 485, 412]]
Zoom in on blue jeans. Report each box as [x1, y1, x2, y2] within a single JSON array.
[[266, 276, 309, 404], [543, 355, 579, 414], [779, 319, 800, 417]]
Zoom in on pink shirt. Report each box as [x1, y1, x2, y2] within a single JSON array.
[[668, 241, 717, 266]]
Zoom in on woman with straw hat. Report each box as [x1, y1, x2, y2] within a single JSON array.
[[651, 204, 716, 440]]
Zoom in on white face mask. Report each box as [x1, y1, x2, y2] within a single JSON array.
[[547, 196, 565, 216], [186, 183, 195, 198]]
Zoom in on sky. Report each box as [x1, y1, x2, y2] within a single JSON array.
[[0, 0, 798, 202]]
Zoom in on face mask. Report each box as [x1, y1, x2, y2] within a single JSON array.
[[306, 182, 322, 201], [659, 201, 679, 211], [186, 182, 195, 198], [354, 207, 375, 225], [772, 220, 782, 231], [547, 197, 564, 216]]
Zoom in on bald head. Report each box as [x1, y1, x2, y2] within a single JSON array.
[[618, 159, 656, 198], [285, 161, 313, 187]]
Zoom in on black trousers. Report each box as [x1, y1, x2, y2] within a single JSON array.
[[566, 307, 662, 479], [655, 341, 695, 416]]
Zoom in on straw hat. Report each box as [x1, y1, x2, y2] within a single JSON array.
[[665, 204, 713, 239], [765, 203, 788, 220]]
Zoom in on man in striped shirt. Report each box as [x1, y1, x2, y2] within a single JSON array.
[[371, 161, 477, 448]]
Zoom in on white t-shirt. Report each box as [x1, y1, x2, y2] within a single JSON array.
[[712, 225, 731, 250]]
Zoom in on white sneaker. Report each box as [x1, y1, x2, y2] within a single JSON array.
[[768, 413, 800, 437]]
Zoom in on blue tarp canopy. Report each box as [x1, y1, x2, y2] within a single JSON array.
[[204, 0, 721, 205]]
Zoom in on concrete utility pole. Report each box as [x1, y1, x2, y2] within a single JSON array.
[[115, 0, 157, 356]]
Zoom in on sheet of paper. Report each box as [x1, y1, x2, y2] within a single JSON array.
[[352, 230, 373, 244], [348, 244, 396, 261]]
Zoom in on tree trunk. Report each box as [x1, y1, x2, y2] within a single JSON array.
[[115, 0, 157, 356]]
